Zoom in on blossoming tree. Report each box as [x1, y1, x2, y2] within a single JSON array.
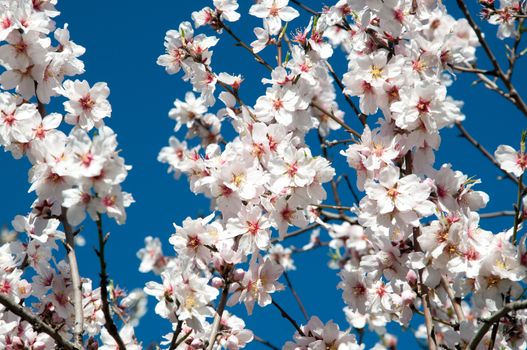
[[0, 0, 527, 349]]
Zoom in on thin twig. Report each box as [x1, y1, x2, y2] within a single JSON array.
[[456, 0, 527, 117], [315, 204, 353, 211], [318, 131, 344, 217], [441, 276, 465, 323], [488, 321, 499, 350], [254, 335, 280, 350], [325, 61, 366, 126], [342, 174, 361, 205], [512, 174, 524, 244], [325, 138, 357, 147], [456, 122, 519, 184], [291, 241, 329, 254], [311, 102, 362, 138], [168, 318, 184, 350], [506, 18, 524, 80], [271, 300, 305, 336], [219, 21, 273, 71], [479, 210, 516, 219], [96, 216, 127, 350], [283, 271, 309, 320], [448, 64, 496, 76], [0, 294, 79, 350], [290, 0, 320, 15], [271, 223, 321, 244]]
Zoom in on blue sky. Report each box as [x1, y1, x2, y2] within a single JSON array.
[[0, 0, 525, 348]]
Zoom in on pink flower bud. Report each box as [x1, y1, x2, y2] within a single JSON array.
[[211, 277, 224, 288], [401, 290, 416, 306], [232, 268, 245, 282], [191, 338, 203, 348], [87, 337, 99, 350], [212, 254, 225, 271], [406, 270, 417, 285]]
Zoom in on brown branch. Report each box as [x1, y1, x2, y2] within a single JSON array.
[[0, 294, 79, 350], [206, 281, 231, 350], [324, 138, 357, 147], [448, 64, 496, 76], [342, 174, 361, 205], [283, 271, 309, 321], [290, 0, 320, 15], [441, 276, 465, 323], [512, 174, 524, 244], [456, 0, 527, 117], [325, 61, 366, 126], [96, 216, 127, 350], [60, 208, 84, 347], [318, 131, 344, 217], [488, 321, 499, 350], [456, 122, 519, 184], [271, 223, 321, 244], [311, 102, 361, 138], [218, 21, 273, 71], [415, 230, 437, 350], [467, 300, 527, 349], [254, 335, 280, 350], [320, 209, 358, 224], [271, 300, 305, 336], [506, 18, 524, 80], [406, 153, 436, 350], [168, 318, 184, 350], [479, 210, 516, 219], [315, 204, 353, 211]]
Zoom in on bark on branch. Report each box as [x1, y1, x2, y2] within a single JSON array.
[[0, 294, 80, 350]]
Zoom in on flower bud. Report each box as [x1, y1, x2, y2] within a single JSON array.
[[231, 268, 245, 282], [191, 338, 203, 348], [401, 290, 416, 306], [406, 270, 417, 285], [87, 337, 99, 350], [211, 277, 224, 288]]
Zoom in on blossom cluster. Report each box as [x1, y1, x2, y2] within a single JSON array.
[[0, 1, 137, 349], [144, 0, 527, 349], [0, 0, 525, 349]]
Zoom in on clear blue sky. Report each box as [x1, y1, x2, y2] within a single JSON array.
[[0, 0, 524, 348]]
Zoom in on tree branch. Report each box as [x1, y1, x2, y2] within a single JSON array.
[[271, 300, 305, 336], [283, 271, 309, 321], [218, 21, 273, 71], [60, 208, 84, 347], [467, 300, 527, 350], [456, 122, 519, 184], [311, 102, 362, 138], [254, 335, 280, 350], [206, 281, 231, 350], [512, 174, 524, 244], [479, 210, 515, 219], [96, 216, 127, 350], [456, 0, 527, 117], [0, 294, 79, 350], [271, 223, 321, 244], [168, 318, 184, 350], [441, 276, 465, 323], [290, 0, 320, 15], [324, 61, 366, 126]]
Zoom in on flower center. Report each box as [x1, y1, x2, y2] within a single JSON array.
[[370, 65, 383, 79], [79, 95, 95, 111], [416, 98, 431, 114]]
